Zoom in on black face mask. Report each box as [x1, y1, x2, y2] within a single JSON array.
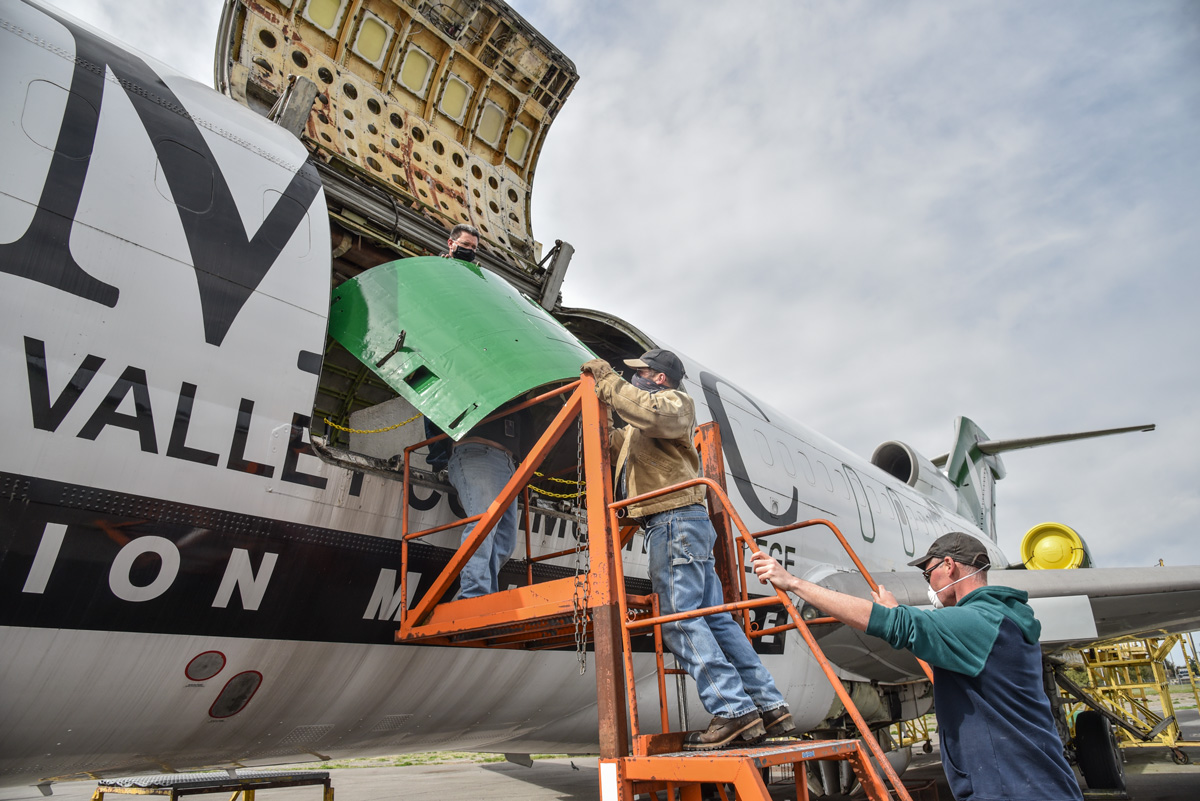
[[451, 246, 476, 262], [631, 374, 662, 393]]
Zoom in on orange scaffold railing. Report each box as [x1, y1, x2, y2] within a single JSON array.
[[390, 373, 927, 801], [606, 475, 925, 801]]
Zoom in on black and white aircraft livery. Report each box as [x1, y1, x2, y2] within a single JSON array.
[[2, 0, 1198, 796]]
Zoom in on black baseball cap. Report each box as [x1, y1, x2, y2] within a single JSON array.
[[624, 349, 686, 384], [907, 532, 991, 569]]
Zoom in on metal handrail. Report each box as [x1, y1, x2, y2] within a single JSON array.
[[388, 377, 916, 799], [607, 475, 916, 801], [611, 477, 936, 683], [399, 381, 585, 630]]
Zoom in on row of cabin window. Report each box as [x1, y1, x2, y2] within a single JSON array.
[[747, 426, 957, 541]]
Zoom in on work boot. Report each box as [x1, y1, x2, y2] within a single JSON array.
[[682, 711, 766, 751], [761, 705, 797, 738]]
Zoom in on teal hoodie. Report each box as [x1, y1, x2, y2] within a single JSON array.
[[866, 585, 1040, 676], [867, 585, 1082, 801]]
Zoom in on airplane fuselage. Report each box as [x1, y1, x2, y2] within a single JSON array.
[[2, 0, 994, 786]]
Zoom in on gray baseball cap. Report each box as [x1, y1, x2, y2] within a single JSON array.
[[907, 531, 991, 569], [624, 349, 686, 384]]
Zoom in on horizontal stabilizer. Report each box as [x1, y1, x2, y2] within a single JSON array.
[[932, 423, 1154, 467]]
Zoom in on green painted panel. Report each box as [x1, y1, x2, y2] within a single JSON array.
[[329, 257, 594, 438]]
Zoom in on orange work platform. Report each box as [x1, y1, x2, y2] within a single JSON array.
[[393, 375, 923, 801]]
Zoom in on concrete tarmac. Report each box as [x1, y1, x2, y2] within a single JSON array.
[[3, 733, 1196, 801]]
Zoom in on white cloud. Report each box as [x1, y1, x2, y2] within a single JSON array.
[[30, 0, 1200, 568], [521, 0, 1200, 567]]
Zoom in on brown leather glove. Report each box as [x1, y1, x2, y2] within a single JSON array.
[[581, 358, 614, 380]]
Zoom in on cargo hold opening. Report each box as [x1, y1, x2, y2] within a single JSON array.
[[307, 227, 653, 486]]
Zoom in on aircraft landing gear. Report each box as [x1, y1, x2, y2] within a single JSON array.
[[1074, 710, 1127, 791]]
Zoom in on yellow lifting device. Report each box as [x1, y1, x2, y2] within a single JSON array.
[[393, 375, 929, 801], [1057, 633, 1199, 766]]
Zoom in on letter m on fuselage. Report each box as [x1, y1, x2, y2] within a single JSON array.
[[363, 569, 405, 621]]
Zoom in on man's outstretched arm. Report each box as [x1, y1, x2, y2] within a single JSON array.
[[750, 551, 898, 632]]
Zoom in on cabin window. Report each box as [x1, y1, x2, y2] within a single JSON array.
[[303, 0, 348, 37], [23, 80, 96, 158], [506, 123, 532, 164], [844, 466, 875, 543], [866, 485, 881, 513], [353, 13, 394, 68], [475, 100, 506, 147], [777, 442, 796, 477], [795, 450, 816, 485], [816, 461, 834, 492], [440, 75, 473, 123], [398, 47, 436, 97], [153, 141, 214, 214], [905, 504, 926, 536], [833, 469, 850, 499], [753, 429, 773, 467]]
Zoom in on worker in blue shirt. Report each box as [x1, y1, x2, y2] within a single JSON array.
[[750, 532, 1083, 801]]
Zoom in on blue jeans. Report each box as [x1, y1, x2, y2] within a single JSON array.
[[448, 442, 520, 598], [645, 504, 787, 719]]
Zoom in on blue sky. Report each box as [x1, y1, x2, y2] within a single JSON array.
[[46, 0, 1200, 572]]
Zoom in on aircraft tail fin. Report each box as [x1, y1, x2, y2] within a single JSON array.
[[941, 417, 1005, 539]]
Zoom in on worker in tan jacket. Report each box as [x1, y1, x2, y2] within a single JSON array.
[[582, 349, 794, 750]]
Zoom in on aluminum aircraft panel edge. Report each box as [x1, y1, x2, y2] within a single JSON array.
[[1, 0, 1198, 792]]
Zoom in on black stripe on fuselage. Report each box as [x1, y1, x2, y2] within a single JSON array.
[[0, 470, 573, 643], [0, 471, 786, 654]]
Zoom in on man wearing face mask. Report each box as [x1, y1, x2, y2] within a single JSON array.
[[441, 223, 479, 263], [581, 350, 795, 751], [421, 222, 525, 598], [750, 532, 1083, 801]]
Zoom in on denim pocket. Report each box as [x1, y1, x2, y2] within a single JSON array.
[[668, 517, 710, 566]]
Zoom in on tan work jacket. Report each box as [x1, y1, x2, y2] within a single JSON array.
[[594, 372, 706, 518]]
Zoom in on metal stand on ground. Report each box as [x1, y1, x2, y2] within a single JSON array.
[[394, 375, 921, 800]]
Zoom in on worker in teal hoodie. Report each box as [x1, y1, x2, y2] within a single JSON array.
[[750, 532, 1083, 801]]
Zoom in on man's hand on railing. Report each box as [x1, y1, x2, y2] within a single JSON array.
[[581, 358, 614, 380], [750, 550, 875, 632], [750, 550, 800, 594], [872, 584, 899, 608]]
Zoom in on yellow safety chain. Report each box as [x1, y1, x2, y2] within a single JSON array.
[[533, 471, 583, 485], [528, 484, 586, 500], [320, 419, 587, 499], [323, 412, 422, 435], [529, 470, 585, 499]]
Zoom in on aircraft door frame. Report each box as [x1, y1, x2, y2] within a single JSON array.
[[886, 487, 915, 556], [843, 465, 875, 543]]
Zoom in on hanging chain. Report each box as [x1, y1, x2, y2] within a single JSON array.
[[528, 471, 586, 499], [571, 416, 590, 675], [323, 412, 422, 435]]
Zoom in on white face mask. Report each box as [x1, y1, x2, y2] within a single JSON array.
[[926, 564, 986, 608]]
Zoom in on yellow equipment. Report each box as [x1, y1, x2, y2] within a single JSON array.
[[1021, 522, 1092, 570], [1057, 633, 1199, 766]]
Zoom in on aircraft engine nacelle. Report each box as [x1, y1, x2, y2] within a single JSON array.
[[1021, 522, 1094, 569], [871, 440, 957, 511]]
